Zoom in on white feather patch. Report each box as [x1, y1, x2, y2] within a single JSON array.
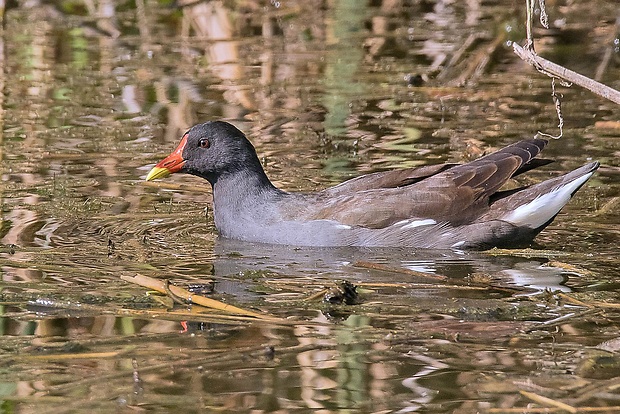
[[334, 224, 352, 229], [504, 172, 593, 228], [400, 219, 437, 229]]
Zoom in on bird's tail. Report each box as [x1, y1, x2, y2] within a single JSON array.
[[490, 161, 600, 231]]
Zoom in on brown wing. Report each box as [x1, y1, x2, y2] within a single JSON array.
[[324, 163, 456, 195], [296, 138, 548, 228]]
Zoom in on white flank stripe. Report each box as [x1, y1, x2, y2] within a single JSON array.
[[400, 219, 437, 229], [505, 172, 593, 228]]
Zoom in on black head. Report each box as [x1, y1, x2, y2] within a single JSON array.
[[182, 121, 263, 182], [146, 121, 266, 185]]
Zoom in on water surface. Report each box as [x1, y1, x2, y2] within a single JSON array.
[[1, 1, 619, 412]]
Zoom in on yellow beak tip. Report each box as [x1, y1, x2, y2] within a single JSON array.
[[145, 167, 171, 181]]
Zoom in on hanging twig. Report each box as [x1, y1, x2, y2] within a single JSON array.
[[537, 78, 565, 139]]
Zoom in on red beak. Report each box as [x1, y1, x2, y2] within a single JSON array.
[[145, 133, 188, 181]]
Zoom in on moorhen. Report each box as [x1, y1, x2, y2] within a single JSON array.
[[146, 121, 599, 249]]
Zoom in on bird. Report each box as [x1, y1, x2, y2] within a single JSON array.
[[146, 121, 599, 249]]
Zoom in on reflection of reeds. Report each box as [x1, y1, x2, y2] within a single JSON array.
[[0, 0, 4, 209], [181, 2, 254, 111], [1, 3, 618, 411]]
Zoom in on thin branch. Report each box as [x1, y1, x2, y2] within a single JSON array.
[[513, 40, 620, 105]]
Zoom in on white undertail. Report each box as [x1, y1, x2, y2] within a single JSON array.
[[504, 172, 594, 229]]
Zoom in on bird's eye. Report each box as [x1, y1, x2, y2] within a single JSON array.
[[199, 138, 210, 149]]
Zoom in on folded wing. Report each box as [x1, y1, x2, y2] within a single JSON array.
[[297, 138, 549, 228]]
